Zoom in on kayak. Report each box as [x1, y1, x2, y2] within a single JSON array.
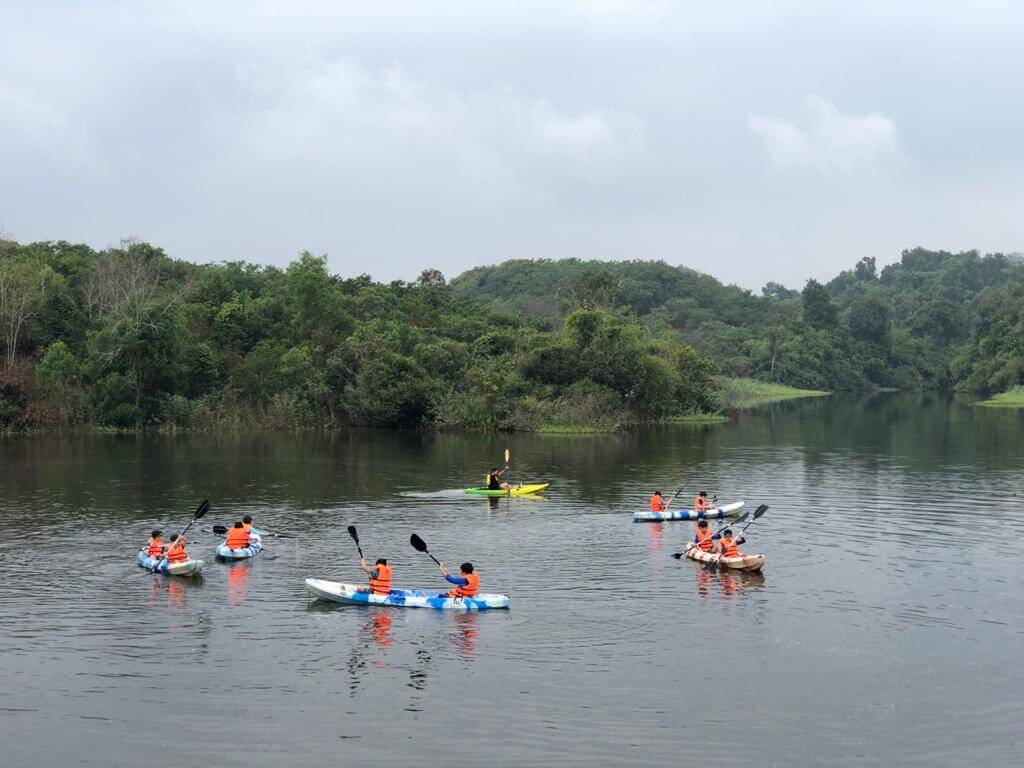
[[464, 483, 550, 496], [304, 578, 511, 611], [215, 534, 262, 561], [633, 500, 745, 522], [682, 542, 765, 572], [136, 550, 205, 576]]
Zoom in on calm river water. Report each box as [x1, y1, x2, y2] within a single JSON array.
[[1, 393, 1021, 767]]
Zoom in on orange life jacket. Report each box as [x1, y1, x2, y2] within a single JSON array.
[[720, 538, 739, 558], [650, 495, 666, 512], [449, 572, 480, 598], [694, 495, 708, 512], [369, 564, 392, 595], [146, 537, 164, 557], [225, 527, 250, 550], [695, 528, 714, 552], [166, 540, 188, 563]]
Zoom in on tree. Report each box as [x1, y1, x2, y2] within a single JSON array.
[[848, 295, 891, 346], [0, 257, 51, 369], [801, 279, 838, 329]]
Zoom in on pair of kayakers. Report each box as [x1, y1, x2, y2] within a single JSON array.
[[692, 519, 746, 557], [649, 490, 711, 513], [145, 530, 190, 564], [359, 556, 479, 599]]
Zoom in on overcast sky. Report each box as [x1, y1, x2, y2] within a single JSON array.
[[2, 1, 1022, 290]]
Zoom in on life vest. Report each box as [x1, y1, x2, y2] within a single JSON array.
[[166, 540, 188, 563], [449, 572, 480, 598], [369, 564, 392, 595], [695, 528, 714, 552], [694, 496, 708, 512], [487, 474, 500, 490], [720, 538, 739, 558], [225, 527, 250, 550], [650, 495, 665, 512], [146, 537, 164, 557]]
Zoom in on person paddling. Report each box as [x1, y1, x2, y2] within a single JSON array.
[[693, 519, 716, 552], [438, 561, 480, 598], [359, 557, 392, 595], [694, 491, 710, 514], [145, 530, 165, 559], [714, 528, 745, 559], [650, 490, 667, 513], [165, 533, 189, 564], [486, 466, 510, 491], [225, 521, 251, 550], [242, 515, 255, 534]]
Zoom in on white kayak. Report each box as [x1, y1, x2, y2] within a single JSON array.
[[304, 579, 511, 611], [682, 542, 765, 572], [633, 501, 745, 522], [137, 550, 205, 576]]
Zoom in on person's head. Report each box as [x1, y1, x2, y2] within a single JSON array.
[[654, 490, 662, 497], [490, 467, 498, 473], [243, 515, 252, 524], [697, 520, 708, 530], [233, 521, 243, 529], [722, 529, 733, 539], [460, 562, 474, 575], [170, 533, 180, 542], [375, 558, 387, 566], [151, 530, 162, 538], [699, 491, 707, 498]]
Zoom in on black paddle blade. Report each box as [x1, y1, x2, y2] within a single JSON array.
[[212, 525, 228, 535], [731, 511, 750, 526], [410, 533, 427, 552], [753, 504, 769, 519], [671, 552, 684, 559], [347, 525, 358, 542], [195, 499, 210, 518]]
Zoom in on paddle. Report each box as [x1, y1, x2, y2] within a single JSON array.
[[211, 525, 295, 538], [659, 483, 687, 516], [347, 525, 364, 560], [705, 504, 768, 569], [151, 499, 208, 572], [410, 533, 442, 566], [670, 507, 755, 559]]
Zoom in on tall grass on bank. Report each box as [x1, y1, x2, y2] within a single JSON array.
[[720, 378, 830, 410], [977, 386, 1024, 407]]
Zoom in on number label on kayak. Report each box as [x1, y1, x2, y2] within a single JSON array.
[[450, 597, 464, 607]]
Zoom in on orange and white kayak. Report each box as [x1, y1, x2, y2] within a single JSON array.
[[682, 542, 765, 572]]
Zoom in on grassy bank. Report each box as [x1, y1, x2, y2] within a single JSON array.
[[720, 377, 830, 410], [977, 386, 1024, 407]]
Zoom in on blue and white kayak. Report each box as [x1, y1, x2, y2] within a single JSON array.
[[136, 550, 205, 576], [215, 534, 262, 560], [633, 500, 745, 522], [304, 579, 511, 611]]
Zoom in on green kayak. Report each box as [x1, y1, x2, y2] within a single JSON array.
[[464, 483, 550, 496]]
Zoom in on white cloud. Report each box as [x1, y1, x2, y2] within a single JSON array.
[[749, 97, 897, 174]]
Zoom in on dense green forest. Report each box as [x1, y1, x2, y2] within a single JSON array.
[[452, 249, 1024, 394], [0, 237, 1020, 432]]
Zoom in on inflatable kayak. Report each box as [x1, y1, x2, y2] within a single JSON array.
[[215, 534, 262, 561], [464, 483, 549, 496], [682, 542, 764, 572], [304, 579, 511, 611], [136, 550, 205, 576], [633, 500, 745, 522]]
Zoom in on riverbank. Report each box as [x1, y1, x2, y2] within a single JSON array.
[[718, 378, 831, 410], [976, 386, 1024, 407]]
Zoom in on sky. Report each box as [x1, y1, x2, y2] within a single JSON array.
[[1, 1, 1023, 291]]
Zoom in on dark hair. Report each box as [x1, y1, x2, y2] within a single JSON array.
[[460, 562, 474, 574], [151, 530, 162, 537], [170, 534, 180, 542], [697, 520, 708, 528], [243, 515, 252, 524], [375, 558, 387, 566], [722, 529, 733, 537], [233, 521, 243, 529], [490, 467, 498, 472], [699, 491, 707, 497], [654, 490, 662, 495]]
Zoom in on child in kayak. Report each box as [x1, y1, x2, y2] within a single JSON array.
[[242, 515, 255, 534], [359, 557, 392, 595], [649, 491, 667, 513], [693, 519, 717, 552], [714, 528, 746, 559], [694, 491, 710, 514], [438, 562, 480, 598], [225, 521, 252, 550], [165, 533, 189, 564], [145, 530, 165, 559]]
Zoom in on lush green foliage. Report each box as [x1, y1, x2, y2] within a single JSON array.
[[452, 249, 1024, 394], [0, 239, 723, 431]]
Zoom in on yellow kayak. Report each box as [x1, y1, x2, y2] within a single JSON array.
[[464, 483, 550, 496]]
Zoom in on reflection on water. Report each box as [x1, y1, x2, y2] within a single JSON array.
[[1, 393, 1022, 767]]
